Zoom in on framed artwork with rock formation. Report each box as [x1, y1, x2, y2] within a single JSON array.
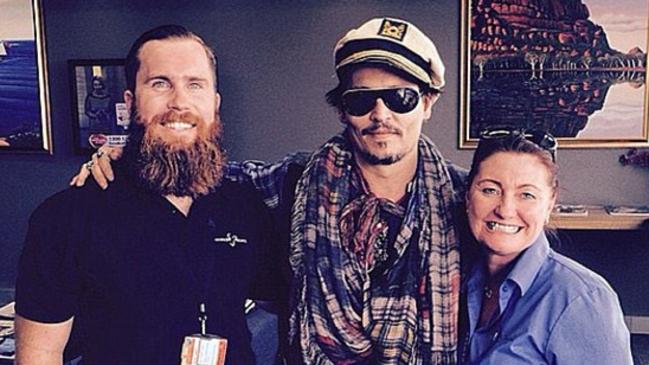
[[0, 0, 51, 154], [460, 0, 649, 148]]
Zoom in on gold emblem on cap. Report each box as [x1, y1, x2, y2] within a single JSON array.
[[378, 19, 407, 41]]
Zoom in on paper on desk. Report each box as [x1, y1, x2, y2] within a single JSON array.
[[0, 302, 13, 319], [553, 204, 588, 216], [0, 321, 12, 337], [0, 337, 15, 360]]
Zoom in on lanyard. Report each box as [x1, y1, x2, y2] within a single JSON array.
[[182, 208, 218, 335], [198, 303, 208, 336], [462, 286, 519, 363]]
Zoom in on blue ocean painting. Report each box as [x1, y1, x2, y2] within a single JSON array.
[[0, 39, 42, 150]]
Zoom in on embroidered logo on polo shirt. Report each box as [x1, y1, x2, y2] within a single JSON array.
[[378, 19, 407, 41], [214, 232, 248, 247]]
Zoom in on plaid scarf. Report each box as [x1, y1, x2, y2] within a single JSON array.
[[338, 173, 406, 274], [289, 134, 461, 364]]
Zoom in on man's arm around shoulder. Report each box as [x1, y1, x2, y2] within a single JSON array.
[[15, 315, 73, 365]]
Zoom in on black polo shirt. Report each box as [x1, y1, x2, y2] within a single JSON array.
[[16, 172, 282, 364]]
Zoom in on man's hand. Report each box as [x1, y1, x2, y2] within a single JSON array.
[[15, 314, 73, 365], [69, 146, 123, 189]]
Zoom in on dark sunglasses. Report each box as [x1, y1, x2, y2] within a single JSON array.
[[341, 87, 423, 116], [480, 127, 558, 162]]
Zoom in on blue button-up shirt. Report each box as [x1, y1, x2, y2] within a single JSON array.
[[461, 233, 633, 364]]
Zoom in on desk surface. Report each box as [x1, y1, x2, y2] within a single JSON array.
[[550, 206, 648, 230]]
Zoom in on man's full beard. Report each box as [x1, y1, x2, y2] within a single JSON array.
[[124, 110, 227, 198]]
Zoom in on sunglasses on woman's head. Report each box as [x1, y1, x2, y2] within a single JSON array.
[[341, 87, 423, 116], [480, 127, 558, 162]]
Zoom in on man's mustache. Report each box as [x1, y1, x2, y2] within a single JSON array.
[[361, 123, 401, 136], [150, 110, 202, 126]]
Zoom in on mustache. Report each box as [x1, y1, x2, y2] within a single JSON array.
[[151, 110, 201, 127], [360, 123, 401, 136]]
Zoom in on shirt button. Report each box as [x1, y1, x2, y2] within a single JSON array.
[[503, 286, 509, 292], [492, 331, 499, 342]]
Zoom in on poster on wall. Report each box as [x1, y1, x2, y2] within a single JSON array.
[[69, 59, 129, 154], [0, 0, 51, 154], [460, 0, 649, 148]]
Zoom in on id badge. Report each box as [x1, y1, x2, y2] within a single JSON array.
[[180, 334, 228, 365]]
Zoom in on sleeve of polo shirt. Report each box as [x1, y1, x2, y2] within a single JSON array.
[[545, 286, 633, 365], [15, 192, 83, 324]]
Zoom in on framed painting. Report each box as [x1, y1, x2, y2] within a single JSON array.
[[69, 59, 129, 154], [0, 0, 51, 154], [460, 0, 649, 148]]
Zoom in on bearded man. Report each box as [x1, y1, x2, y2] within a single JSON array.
[[14, 25, 280, 365]]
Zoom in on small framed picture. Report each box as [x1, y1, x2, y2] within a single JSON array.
[[69, 59, 129, 154]]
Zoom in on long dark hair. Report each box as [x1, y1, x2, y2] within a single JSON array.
[[325, 63, 439, 116]]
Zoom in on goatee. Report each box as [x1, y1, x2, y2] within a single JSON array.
[[344, 126, 403, 165], [125, 110, 227, 198]]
